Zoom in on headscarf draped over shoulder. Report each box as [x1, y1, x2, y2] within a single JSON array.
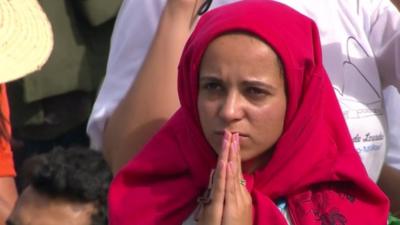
[[109, 1, 389, 224]]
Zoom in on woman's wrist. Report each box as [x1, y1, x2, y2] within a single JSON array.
[[163, 0, 201, 28]]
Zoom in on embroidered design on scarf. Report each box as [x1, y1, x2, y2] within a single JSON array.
[[292, 184, 357, 225]]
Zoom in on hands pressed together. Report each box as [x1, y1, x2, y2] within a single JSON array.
[[196, 132, 253, 225]]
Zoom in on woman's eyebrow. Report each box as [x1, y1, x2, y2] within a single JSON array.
[[242, 80, 276, 91], [199, 76, 222, 82]]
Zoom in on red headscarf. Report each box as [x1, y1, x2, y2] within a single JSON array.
[[109, 1, 389, 224]]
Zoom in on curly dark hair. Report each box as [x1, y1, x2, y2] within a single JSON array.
[[28, 147, 112, 225]]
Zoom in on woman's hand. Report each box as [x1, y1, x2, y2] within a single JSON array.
[[197, 132, 231, 225], [222, 133, 253, 225], [197, 131, 253, 225]]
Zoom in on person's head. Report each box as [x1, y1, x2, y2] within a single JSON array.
[[178, 0, 330, 173], [7, 147, 112, 225], [198, 33, 286, 170]]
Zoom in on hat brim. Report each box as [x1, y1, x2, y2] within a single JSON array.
[[0, 0, 53, 83]]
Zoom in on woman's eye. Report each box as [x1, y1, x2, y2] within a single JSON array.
[[246, 87, 267, 98], [202, 82, 222, 92]]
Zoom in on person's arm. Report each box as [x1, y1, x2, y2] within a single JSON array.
[[86, 0, 166, 152], [0, 177, 18, 225], [102, 0, 202, 173], [378, 164, 400, 216]]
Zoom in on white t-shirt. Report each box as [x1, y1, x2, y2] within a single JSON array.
[[87, 0, 400, 181]]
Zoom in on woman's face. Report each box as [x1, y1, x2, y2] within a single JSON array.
[[198, 33, 287, 166]]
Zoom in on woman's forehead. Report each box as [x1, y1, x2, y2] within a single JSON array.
[[203, 33, 276, 58], [200, 33, 281, 69]]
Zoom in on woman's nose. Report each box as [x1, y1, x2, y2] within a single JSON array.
[[218, 92, 244, 122]]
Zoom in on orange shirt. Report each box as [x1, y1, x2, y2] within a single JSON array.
[[0, 84, 16, 177]]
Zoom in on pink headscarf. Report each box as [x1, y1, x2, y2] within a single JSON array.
[[109, 1, 389, 224]]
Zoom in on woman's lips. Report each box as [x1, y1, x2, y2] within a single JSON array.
[[214, 130, 249, 138]]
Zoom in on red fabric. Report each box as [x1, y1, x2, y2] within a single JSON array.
[[0, 84, 16, 177], [109, 1, 389, 224]]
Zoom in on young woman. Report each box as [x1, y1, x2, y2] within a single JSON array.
[[108, 1, 389, 224]]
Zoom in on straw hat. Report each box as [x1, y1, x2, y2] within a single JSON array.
[[0, 0, 53, 83]]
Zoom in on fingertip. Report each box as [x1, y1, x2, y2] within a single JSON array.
[[224, 129, 232, 142]]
